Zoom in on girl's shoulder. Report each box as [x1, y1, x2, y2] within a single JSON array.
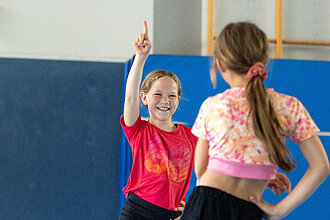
[[268, 88, 294, 98], [268, 89, 300, 107]]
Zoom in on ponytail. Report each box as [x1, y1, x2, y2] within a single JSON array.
[[246, 75, 296, 172]]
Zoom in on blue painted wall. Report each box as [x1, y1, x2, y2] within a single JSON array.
[[0, 58, 123, 219], [1, 56, 328, 220]]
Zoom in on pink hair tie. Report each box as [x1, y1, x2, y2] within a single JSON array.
[[247, 62, 267, 81]]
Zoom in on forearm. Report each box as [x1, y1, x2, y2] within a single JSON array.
[[275, 165, 329, 218], [276, 136, 330, 217]]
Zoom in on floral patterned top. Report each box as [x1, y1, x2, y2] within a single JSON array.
[[192, 88, 319, 180]]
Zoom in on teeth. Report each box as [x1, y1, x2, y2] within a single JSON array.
[[157, 107, 170, 111]]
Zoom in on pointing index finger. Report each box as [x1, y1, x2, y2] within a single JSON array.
[[144, 20, 149, 39]]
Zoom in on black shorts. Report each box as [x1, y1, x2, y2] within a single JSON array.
[[181, 186, 263, 220], [119, 192, 182, 220]]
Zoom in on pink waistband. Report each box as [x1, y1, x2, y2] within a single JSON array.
[[207, 156, 278, 180]]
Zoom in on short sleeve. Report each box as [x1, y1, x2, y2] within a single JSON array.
[[120, 115, 143, 143], [192, 99, 209, 140], [286, 98, 320, 144]]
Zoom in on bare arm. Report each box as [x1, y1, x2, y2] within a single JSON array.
[[194, 138, 210, 179], [250, 135, 330, 219], [123, 21, 152, 126]]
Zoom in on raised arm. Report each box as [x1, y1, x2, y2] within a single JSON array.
[[123, 21, 152, 126], [250, 135, 330, 219]]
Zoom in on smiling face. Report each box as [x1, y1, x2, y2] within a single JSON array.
[[141, 76, 180, 127]]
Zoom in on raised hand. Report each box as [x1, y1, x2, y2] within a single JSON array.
[[133, 20, 152, 56], [124, 21, 152, 126]]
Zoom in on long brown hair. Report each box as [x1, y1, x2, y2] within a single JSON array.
[[212, 22, 296, 172]]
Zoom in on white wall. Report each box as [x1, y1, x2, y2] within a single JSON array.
[[282, 0, 330, 60], [0, 1, 329, 62], [153, 0, 201, 55], [204, 0, 330, 61], [0, 0, 154, 62]]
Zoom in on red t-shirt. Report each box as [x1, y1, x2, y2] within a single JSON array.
[[120, 115, 197, 210]]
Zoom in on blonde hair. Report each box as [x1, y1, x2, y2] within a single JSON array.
[[212, 22, 296, 172], [140, 69, 182, 107]]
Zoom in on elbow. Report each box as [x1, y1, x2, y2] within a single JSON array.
[[318, 161, 330, 180], [324, 162, 330, 178], [195, 170, 202, 179], [322, 167, 330, 182], [195, 167, 206, 179]]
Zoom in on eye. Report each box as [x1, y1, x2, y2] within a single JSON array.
[[154, 93, 162, 96], [169, 95, 177, 98]]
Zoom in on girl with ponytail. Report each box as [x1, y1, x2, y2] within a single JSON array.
[[181, 22, 329, 220]]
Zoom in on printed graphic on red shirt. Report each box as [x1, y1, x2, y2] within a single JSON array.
[[144, 136, 192, 183]]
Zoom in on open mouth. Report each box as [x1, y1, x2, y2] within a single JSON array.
[[156, 106, 171, 111]]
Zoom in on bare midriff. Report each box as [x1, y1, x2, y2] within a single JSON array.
[[198, 169, 270, 201]]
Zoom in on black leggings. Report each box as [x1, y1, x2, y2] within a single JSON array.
[[181, 186, 263, 220], [119, 192, 182, 220]]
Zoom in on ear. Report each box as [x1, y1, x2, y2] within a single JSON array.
[[216, 58, 226, 73], [140, 92, 148, 107]]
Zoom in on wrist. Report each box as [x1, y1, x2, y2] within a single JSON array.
[[135, 53, 149, 61]]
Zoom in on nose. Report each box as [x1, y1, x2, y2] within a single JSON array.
[[161, 95, 169, 103]]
